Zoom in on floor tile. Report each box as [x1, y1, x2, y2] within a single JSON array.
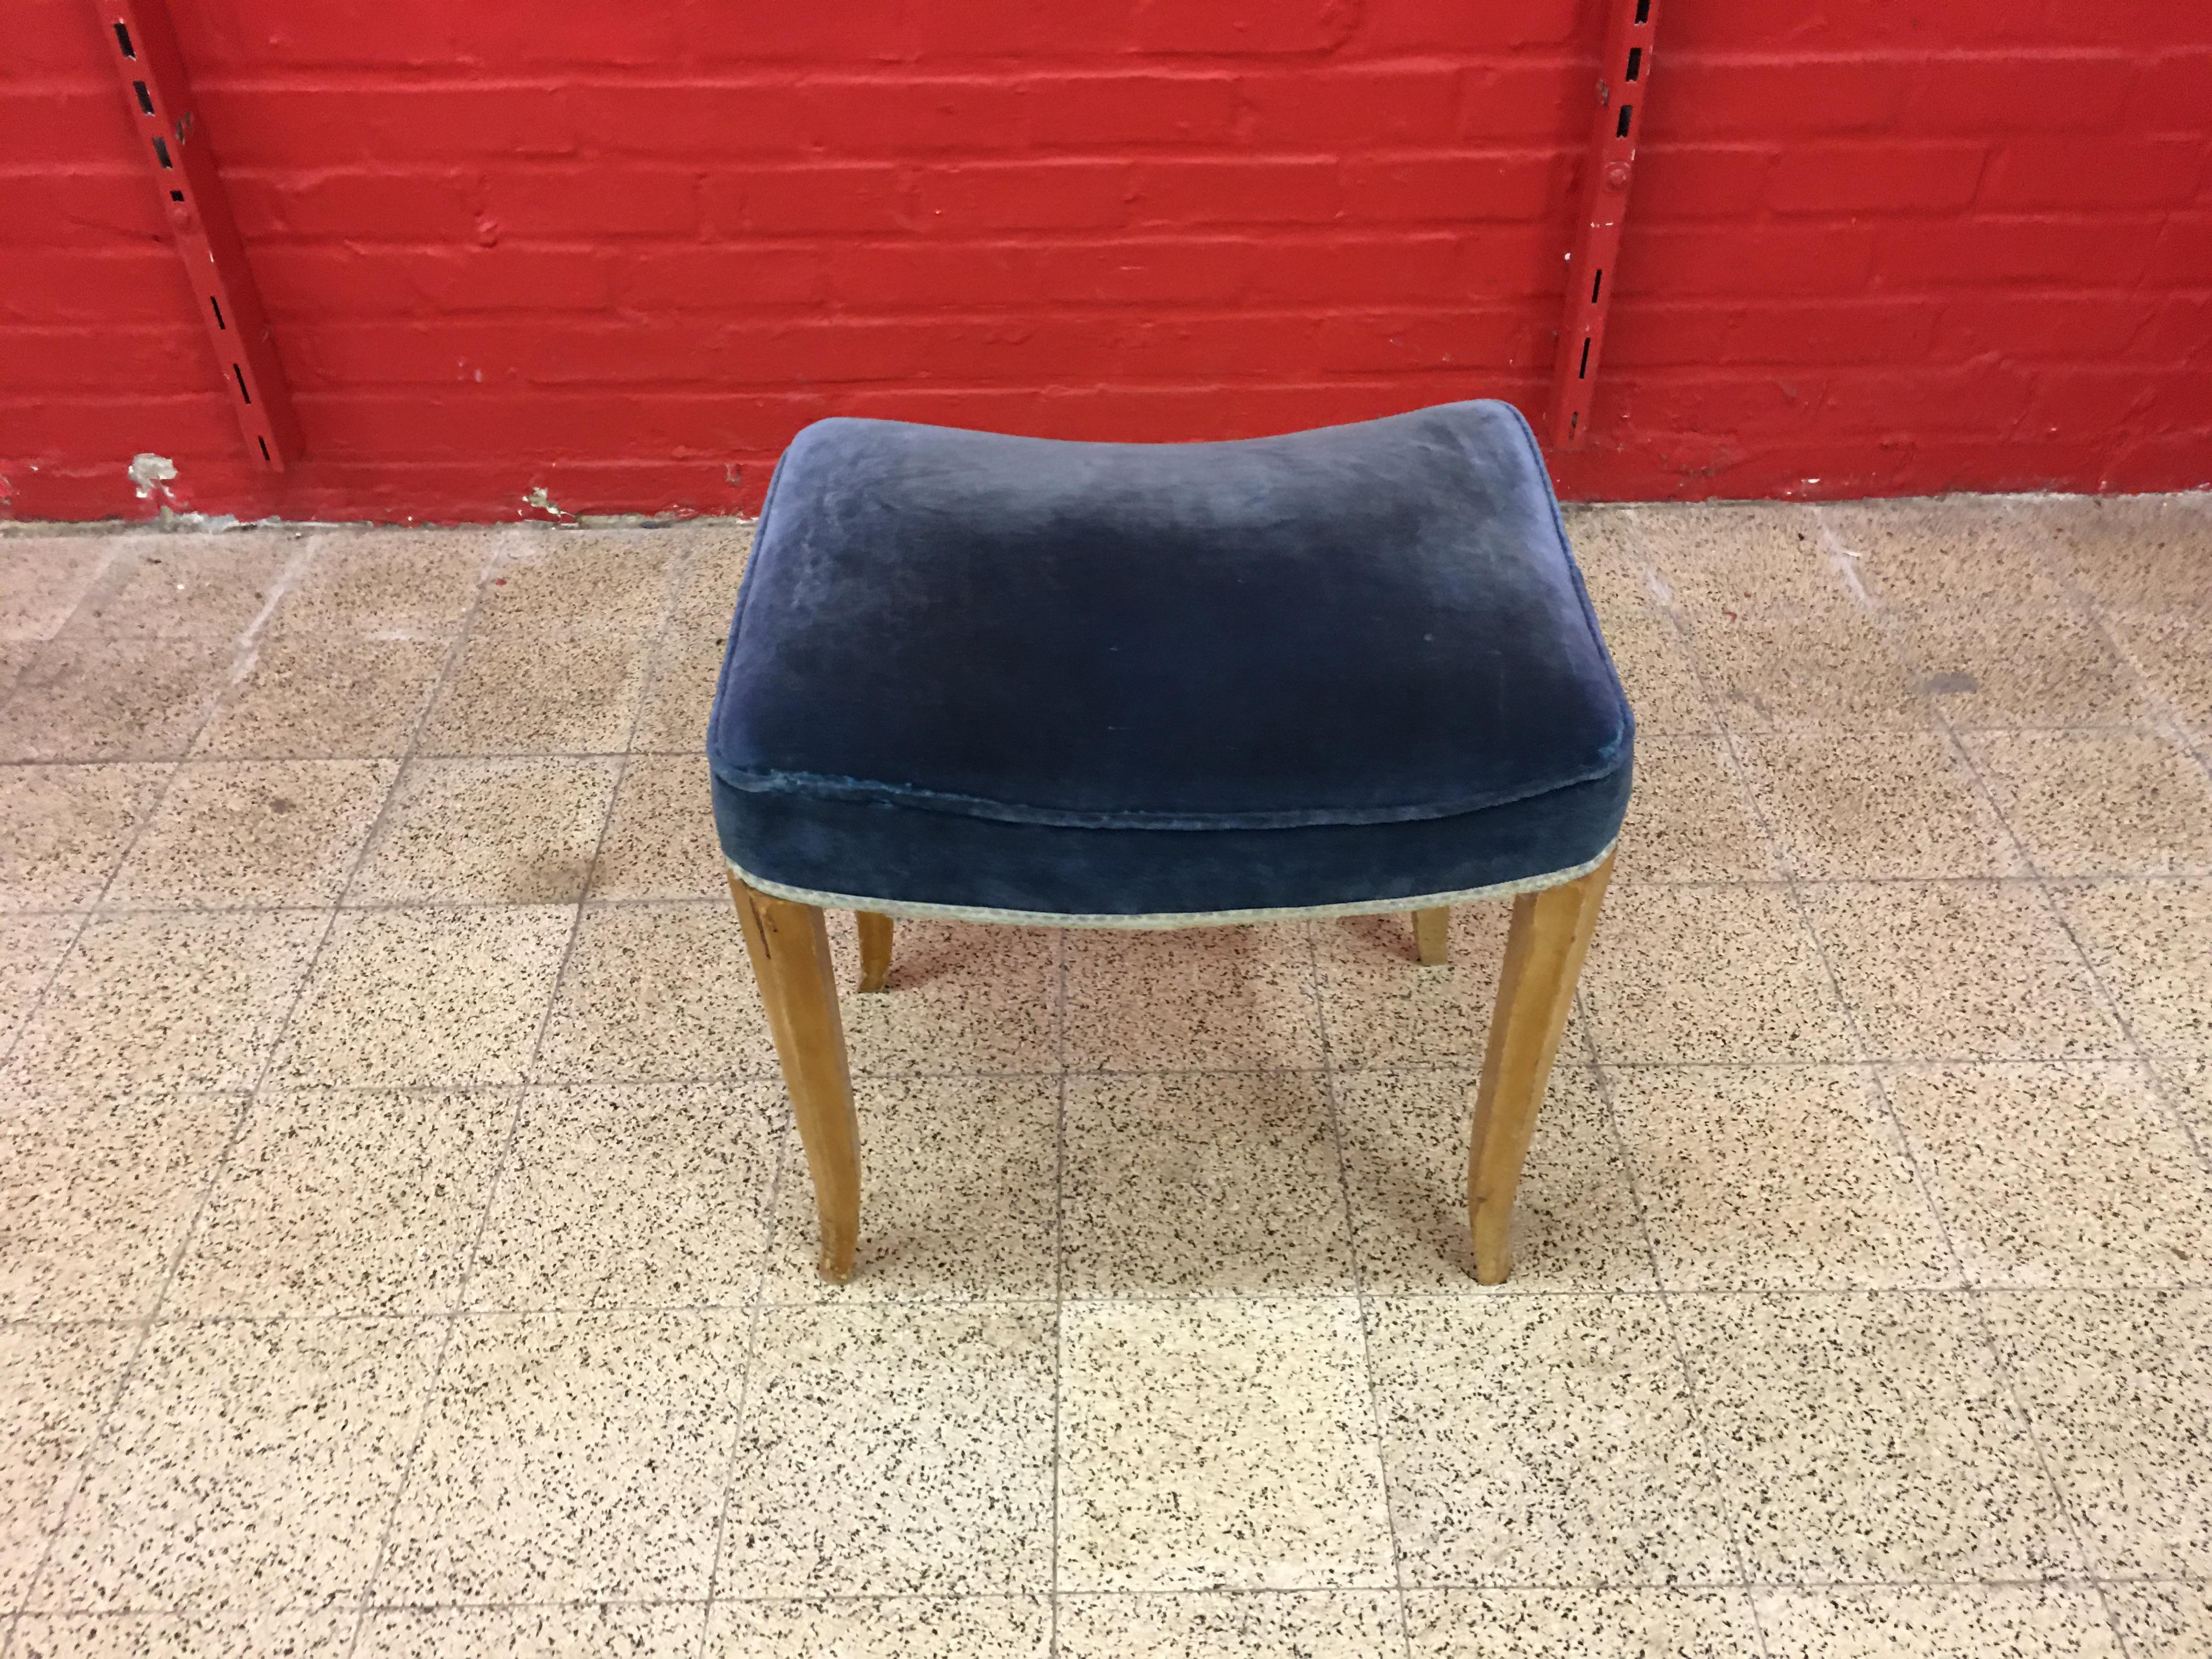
[[1611, 1065, 1953, 1290], [2037, 494, 2212, 612], [764, 1074, 1056, 1302], [1982, 1288, 2212, 1577], [9, 912, 324, 1091], [270, 905, 573, 1087], [1674, 1292, 2077, 1583], [1733, 729, 2022, 879], [12, 1609, 357, 1658], [1635, 504, 1840, 612], [669, 521, 754, 627], [271, 529, 490, 636], [0, 1093, 236, 1321], [346, 756, 620, 905], [191, 633, 450, 760], [0, 1323, 134, 1609], [1754, 1587, 2122, 1659], [0, 915, 83, 1050], [532, 901, 776, 1082], [1313, 907, 1514, 1069], [35, 1317, 439, 1612], [1561, 504, 1656, 627], [1578, 885, 1857, 1063], [1601, 613, 1716, 733], [417, 625, 653, 754], [1613, 736, 1779, 882], [836, 918, 1060, 1076], [168, 1089, 512, 1317], [2105, 1582, 2212, 1659], [589, 754, 723, 899], [1823, 499, 2070, 612], [64, 535, 298, 640], [0, 638, 234, 761], [1889, 608, 2154, 727], [707, 1596, 1049, 1659], [375, 1311, 746, 1604], [0, 536, 116, 641], [631, 621, 728, 754], [2154, 1056, 2212, 1146], [1366, 1294, 1733, 1588], [1884, 1063, 2212, 1287], [719, 1304, 1055, 1595], [1059, 1591, 1401, 1658], [1336, 1062, 1652, 1290], [2053, 879, 2212, 1055], [1059, 1299, 1394, 1591], [1682, 601, 1928, 730], [1062, 1071, 1350, 1297], [0, 765, 171, 911], [1066, 926, 1319, 1073], [467, 1082, 781, 1312], [106, 759, 397, 908], [1966, 730, 2212, 876], [359, 1604, 699, 1659], [476, 530, 680, 633], [2108, 605, 2212, 732], [1803, 882, 2125, 1059], [1404, 1588, 1760, 1659]]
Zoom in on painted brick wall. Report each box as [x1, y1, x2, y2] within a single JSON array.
[[3, 0, 2208, 522]]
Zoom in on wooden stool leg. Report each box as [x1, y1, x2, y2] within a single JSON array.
[[1467, 851, 1615, 1285], [728, 873, 860, 1283], [856, 911, 894, 992], [1412, 906, 1451, 965]]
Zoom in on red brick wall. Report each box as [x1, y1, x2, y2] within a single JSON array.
[[4, 0, 2208, 522]]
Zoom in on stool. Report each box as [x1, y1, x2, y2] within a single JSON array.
[[708, 400, 1633, 1285]]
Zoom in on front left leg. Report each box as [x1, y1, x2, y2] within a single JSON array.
[[729, 874, 861, 1282], [1466, 853, 1615, 1285]]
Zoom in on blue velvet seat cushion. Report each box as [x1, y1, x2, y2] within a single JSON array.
[[708, 399, 1633, 920]]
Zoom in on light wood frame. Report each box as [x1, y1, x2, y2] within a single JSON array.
[[727, 852, 1615, 1285]]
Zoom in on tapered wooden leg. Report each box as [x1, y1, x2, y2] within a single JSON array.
[[856, 911, 894, 993], [1412, 906, 1451, 966], [1467, 852, 1615, 1284], [728, 873, 860, 1282]]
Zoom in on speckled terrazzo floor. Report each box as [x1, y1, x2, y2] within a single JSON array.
[[1, 496, 2209, 1659]]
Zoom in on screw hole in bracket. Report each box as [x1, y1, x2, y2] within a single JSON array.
[[114, 20, 135, 56]]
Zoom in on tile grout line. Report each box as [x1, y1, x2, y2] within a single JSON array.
[[1825, 511, 2212, 1175], [1836, 512, 2210, 1173], [0, 540, 152, 1132], [345, 518, 706, 1652], [1558, 503, 1788, 1639], [4, 531, 368, 1629], [2023, 585, 2212, 1171], [330, 540, 583, 1658], [1576, 1012, 1774, 1658], [1302, 918, 1420, 1659], [695, 1099, 794, 1656], [1632, 505, 1943, 1654], [1815, 506, 2145, 1656], [1047, 928, 1068, 1659]]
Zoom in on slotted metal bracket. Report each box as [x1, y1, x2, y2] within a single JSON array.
[[97, 0, 302, 470], [1547, 0, 1659, 452]]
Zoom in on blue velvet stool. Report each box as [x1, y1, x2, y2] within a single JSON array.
[[709, 399, 1633, 1284]]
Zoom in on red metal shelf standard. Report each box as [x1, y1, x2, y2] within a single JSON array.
[[97, 0, 301, 470], [1547, 0, 1660, 452]]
